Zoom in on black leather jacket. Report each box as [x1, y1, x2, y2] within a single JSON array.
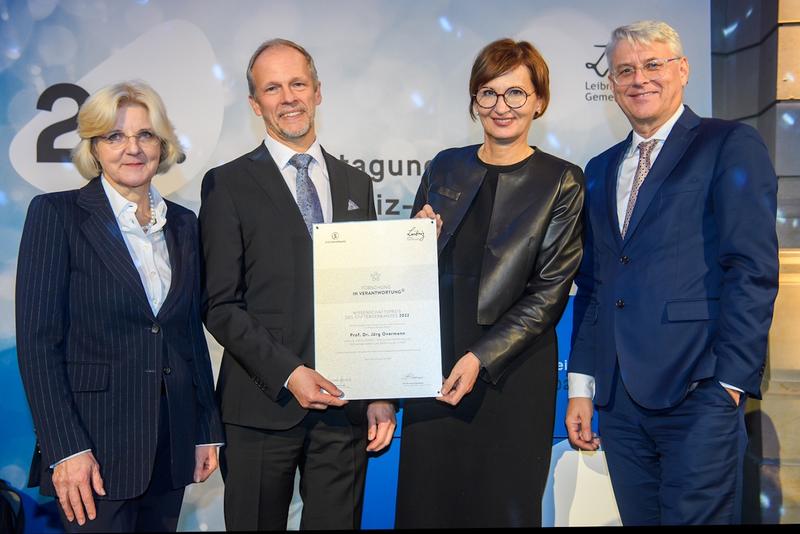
[[413, 145, 585, 383]]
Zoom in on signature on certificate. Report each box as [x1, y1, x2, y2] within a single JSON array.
[[406, 227, 425, 241]]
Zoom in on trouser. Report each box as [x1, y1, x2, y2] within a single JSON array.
[[598, 369, 747, 525], [221, 407, 367, 530]]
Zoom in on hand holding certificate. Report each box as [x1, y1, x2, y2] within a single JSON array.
[[313, 219, 442, 399]]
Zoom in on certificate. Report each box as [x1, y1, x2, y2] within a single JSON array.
[[313, 218, 442, 399]]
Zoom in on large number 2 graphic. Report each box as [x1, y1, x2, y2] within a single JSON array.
[[36, 83, 89, 163]]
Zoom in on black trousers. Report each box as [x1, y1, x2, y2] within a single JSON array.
[[221, 407, 367, 531], [59, 389, 185, 532]]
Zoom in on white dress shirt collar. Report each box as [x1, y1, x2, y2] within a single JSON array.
[[100, 175, 168, 234], [626, 104, 685, 157], [263, 134, 328, 179]]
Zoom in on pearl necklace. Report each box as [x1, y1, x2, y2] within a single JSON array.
[[143, 190, 157, 232]]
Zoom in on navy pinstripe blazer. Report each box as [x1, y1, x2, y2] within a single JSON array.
[[16, 177, 224, 500]]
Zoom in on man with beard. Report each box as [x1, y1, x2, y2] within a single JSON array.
[[199, 39, 395, 530]]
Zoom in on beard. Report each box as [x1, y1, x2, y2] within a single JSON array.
[[274, 106, 314, 140], [277, 120, 312, 140]]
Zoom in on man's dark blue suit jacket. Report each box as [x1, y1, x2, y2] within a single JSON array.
[[570, 106, 778, 410]]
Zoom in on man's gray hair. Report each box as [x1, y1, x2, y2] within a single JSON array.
[[246, 38, 319, 96], [606, 20, 684, 66]]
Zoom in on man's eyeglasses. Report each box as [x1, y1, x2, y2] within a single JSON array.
[[609, 57, 682, 86], [95, 130, 161, 148], [474, 87, 533, 109]]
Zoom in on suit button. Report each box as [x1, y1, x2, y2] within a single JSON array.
[[615, 299, 625, 308], [619, 256, 630, 264], [163, 367, 171, 375], [150, 324, 160, 334]]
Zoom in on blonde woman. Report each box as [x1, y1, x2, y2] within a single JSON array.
[[16, 81, 223, 532]]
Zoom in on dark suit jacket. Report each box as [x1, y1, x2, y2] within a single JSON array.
[[16, 177, 224, 500], [415, 145, 584, 383], [570, 106, 779, 410], [199, 143, 376, 430]]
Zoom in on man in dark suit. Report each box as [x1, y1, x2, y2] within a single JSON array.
[[566, 20, 778, 525], [199, 39, 396, 530]]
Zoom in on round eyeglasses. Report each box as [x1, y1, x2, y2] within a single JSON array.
[[474, 87, 533, 109], [609, 57, 682, 87], [95, 130, 161, 148]]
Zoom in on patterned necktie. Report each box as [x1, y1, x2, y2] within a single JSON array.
[[288, 153, 323, 235], [621, 139, 658, 239]]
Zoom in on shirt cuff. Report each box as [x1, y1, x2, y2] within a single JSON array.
[[719, 381, 743, 393], [568, 372, 595, 400], [50, 449, 92, 469], [196, 443, 225, 447]]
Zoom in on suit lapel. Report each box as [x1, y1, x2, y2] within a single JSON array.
[[433, 149, 486, 255], [323, 148, 349, 222], [77, 179, 153, 316], [487, 154, 535, 244], [622, 107, 700, 245], [157, 204, 189, 319], [604, 136, 629, 251], [246, 143, 309, 236]]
